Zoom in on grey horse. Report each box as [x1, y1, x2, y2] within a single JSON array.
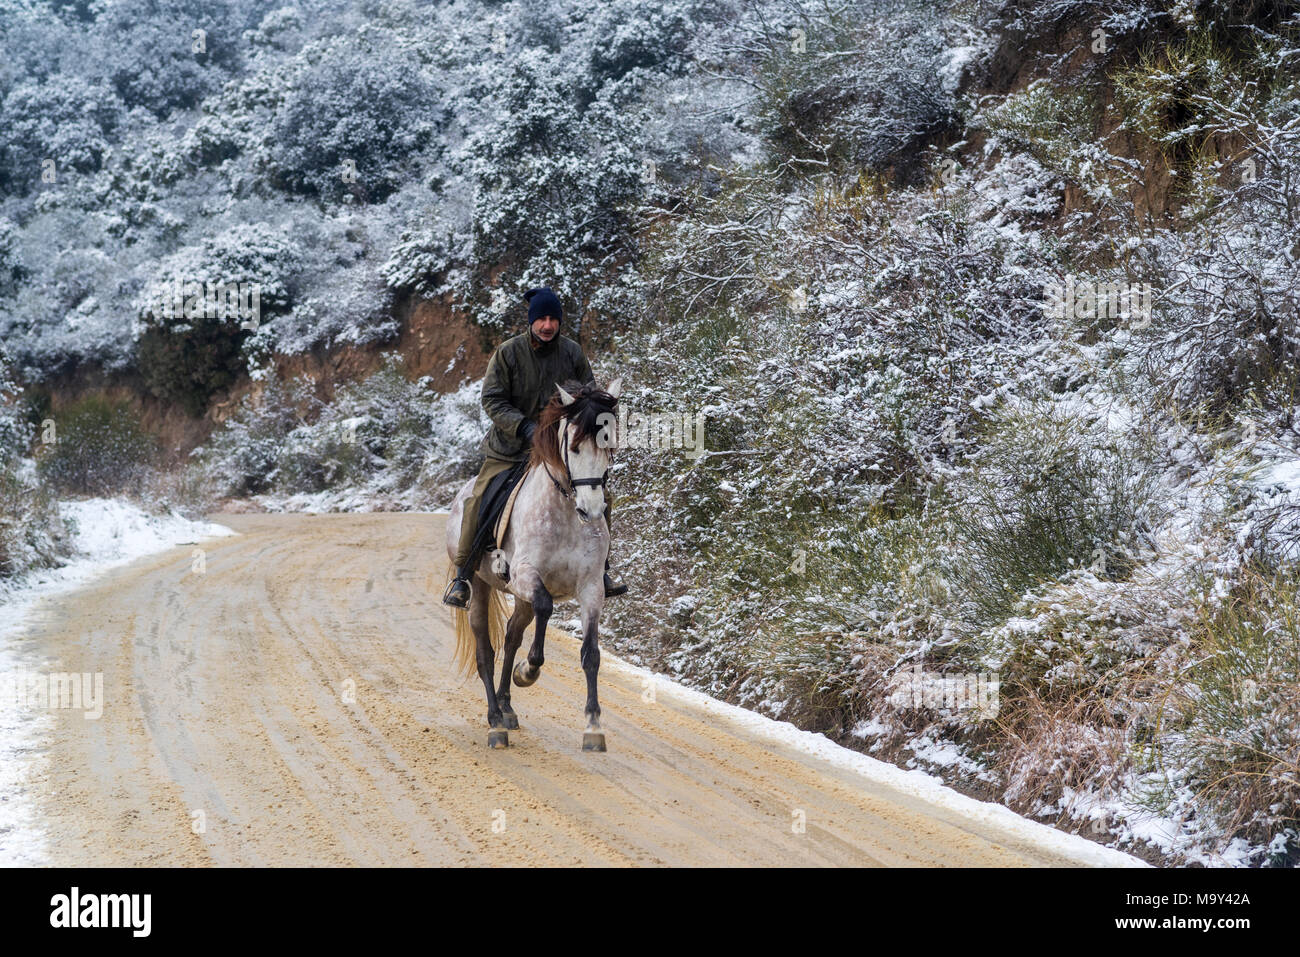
[[445, 378, 622, 751]]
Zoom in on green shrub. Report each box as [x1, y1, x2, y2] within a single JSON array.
[[36, 396, 157, 496], [973, 79, 1127, 208], [949, 402, 1163, 627], [742, 502, 939, 734], [136, 318, 251, 419], [1144, 565, 1300, 847], [752, 2, 955, 183]]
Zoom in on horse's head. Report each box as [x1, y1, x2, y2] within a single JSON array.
[[530, 377, 623, 523]]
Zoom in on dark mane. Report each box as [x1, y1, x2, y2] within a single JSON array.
[[528, 380, 618, 474]]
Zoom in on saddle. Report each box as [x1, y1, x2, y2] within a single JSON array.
[[491, 464, 530, 549], [465, 459, 529, 572]]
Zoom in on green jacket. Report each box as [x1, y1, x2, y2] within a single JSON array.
[[480, 332, 595, 462]]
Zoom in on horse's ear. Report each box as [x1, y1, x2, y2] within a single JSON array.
[[606, 377, 623, 399], [557, 384, 576, 406]]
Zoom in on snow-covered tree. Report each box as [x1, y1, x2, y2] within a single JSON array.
[[93, 0, 247, 117], [268, 34, 444, 203], [457, 47, 644, 331], [0, 74, 123, 192], [135, 223, 300, 415]]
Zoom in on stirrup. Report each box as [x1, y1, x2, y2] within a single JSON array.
[[442, 576, 471, 607]]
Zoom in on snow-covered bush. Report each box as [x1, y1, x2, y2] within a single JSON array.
[[973, 79, 1129, 207], [271, 364, 439, 495], [196, 363, 482, 506], [581, 0, 694, 101], [0, 457, 67, 581], [2, 224, 139, 376], [0, 2, 76, 97], [947, 401, 1164, 627], [244, 6, 305, 51], [0, 352, 32, 463], [134, 224, 300, 416], [456, 47, 644, 331], [268, 35, 443, 203], [0, 217, 23, 295], [1148, 566, 1300, 847], [380, 227, 461, 297], [195, 373, 320, 496], [1112, 27, 1300, 413], [0, 75, 124, 193], [0, 354, 67, 579], [94, 0, 246, 117], [264, 208, 398, 353], [180, 55, 291, 170], [752, 1, 957, 182]]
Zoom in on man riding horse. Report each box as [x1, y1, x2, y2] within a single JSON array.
[[442, 286, 627, 608]]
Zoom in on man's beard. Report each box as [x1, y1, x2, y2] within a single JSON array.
[[529, 324, 559, 348]]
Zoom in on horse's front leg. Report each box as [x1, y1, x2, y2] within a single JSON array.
[[578, 585, 606, 752], [511, 567, 549, 689]]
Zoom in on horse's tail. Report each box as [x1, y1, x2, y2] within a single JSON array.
[[450, 572, 508, 678]]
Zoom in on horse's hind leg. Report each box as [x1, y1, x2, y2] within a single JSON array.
[[578, 590, 606, 752], [512, 572, 550, 689], [496, 599, 533, 730], [470, 583, 508, 748]]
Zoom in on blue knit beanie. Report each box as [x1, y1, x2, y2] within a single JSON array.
[[524, 287, 563, 325]]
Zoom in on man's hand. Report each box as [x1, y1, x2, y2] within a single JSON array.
[[520, 420, 537, 443]]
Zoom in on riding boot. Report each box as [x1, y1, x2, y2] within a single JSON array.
[[442, 562, 473, 608], [603, 556, 627, 597]]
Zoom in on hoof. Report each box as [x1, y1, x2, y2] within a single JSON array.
[[488, 729, 509, 749], [581, 732, 607, 752], [513, 662, 539, 688], [502, 712, 519, 730]]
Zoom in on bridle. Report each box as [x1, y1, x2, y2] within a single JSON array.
[[543, 417, 610, 500]]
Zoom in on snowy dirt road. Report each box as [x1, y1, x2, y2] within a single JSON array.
[[25, 513, 1141, 866]]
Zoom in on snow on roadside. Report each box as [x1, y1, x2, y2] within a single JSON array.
[[1050, 779, 1261, 868], [1, 499, 236, 637], [0, 498, 236, 866], [600, 655, 1149, 867]]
